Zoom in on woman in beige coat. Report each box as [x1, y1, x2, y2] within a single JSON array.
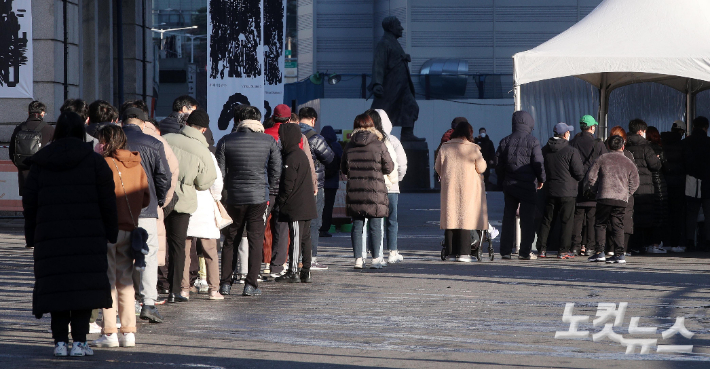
[[435, 120, 488, 262]]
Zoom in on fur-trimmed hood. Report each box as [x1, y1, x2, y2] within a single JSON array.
[[350, 127, 383, 147]]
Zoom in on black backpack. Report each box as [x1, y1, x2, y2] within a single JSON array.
[[13, 121, 47, 171]]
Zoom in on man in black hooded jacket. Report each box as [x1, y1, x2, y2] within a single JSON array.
[[537, 123, 585, 258], [275, 123, 318, 283], [496, 110, 546, 260]]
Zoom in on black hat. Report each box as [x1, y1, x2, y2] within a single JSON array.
[[187, 109, 210, 128], [121, 107, 148, 122]]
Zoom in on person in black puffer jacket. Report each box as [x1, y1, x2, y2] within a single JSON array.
[[495, 110, 546, 259], [661, 121, 686, 249], [320, 125, 343, 237], [569, 115, 607, 255], [537, 123, 585, 258], [275, 123, 318, 283], [24, 112, 118, 355], [625, 119, 663, 252], [647, 127, 669, 249], [216, 106, 281, 295], [683, 116, 710, 251], [341, 113, 394, 269]]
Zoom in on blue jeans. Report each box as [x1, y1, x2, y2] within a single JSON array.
[[385, 193, 399, 251], [352, 217, 384, 259]]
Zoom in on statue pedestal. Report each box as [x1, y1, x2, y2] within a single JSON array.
[[399, 140, 430, 192]]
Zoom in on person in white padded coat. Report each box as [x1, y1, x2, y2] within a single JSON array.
[[185, 153, 225, 300]]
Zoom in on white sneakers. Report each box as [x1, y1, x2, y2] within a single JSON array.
[[457, 255, 473, 262], [669, 246, 686, 253], [119, 333, 135, 347], [54, 342, 68, 357], [646, 245, 667, 254], [69, 342, 93, 356], [92, 333, 119, 348], [388, 250, 403, 263], [89, 322, 102, 334], [354, 258, 364, 269], [370, 257, 385, 269]]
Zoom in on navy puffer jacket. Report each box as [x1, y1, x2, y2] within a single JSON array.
[[300, 123, 334, 189], [495, 111, 546, 197], [320, 126, 343, 189]]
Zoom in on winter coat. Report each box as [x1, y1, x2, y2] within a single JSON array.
[[23, 137, 118, 318], [586, 151, 640, 203], [495, 111, 546, 199], [569, 130, 607, 205], [541, 138, 585, 198], [623, 150, 635, 235], [649, 142, 669, 228], [435, 138, 488, 230], [660, 131, 685, 188], [474, 135, 496, 164], [216, 119, 282, 205], [144, 121, 180, 208], [187, 154, 224, 239], [625, 134, 662, 227], [123, 124, 171, 218], [105, 150, 151, 231], [276, 124, 318, 222], [300, 123, 335, 189], [9, 116, 55, 196], [265, 122, 319, 195], [159, 111, 183, 135], [164, 125, 218, 214], [682, 129, 710, 199], [376, 109, 407, 193], [341, 127, 394, 218], [321, 126, 343, 190]]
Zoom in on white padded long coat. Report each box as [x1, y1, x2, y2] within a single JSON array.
[[187, 153, 223, 239]]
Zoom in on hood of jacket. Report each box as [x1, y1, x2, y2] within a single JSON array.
[[30, 137, 94, 170], [279, 123, 302, 154], [181, 125, 209, 147], [350, 127, 383, 147], [545, 137, 569, 152], [299, 122, 316, 135], [236, 119, 265, 133], [320, 125, 338, 143], [511, 111, 534, 135], [375, 109, 393, 134], [112, 149, 142, 169]]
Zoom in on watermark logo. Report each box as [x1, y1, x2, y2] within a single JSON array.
[[555, 302, 695, 354]]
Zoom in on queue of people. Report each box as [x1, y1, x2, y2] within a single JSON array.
[[13, 96, 411, 357]]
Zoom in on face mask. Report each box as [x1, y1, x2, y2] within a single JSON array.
[[641, 132, 646, 139], [480, 133, 486, 138]]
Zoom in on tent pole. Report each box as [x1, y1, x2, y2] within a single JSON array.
[[514, 85, 521, 111], [598, 73, 608, 140], [686, 79, 695, 133]]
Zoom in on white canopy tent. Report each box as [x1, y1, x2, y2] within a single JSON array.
[[513, 0, 710, 137]]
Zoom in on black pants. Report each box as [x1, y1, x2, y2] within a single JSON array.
[[269, 198, 290, 274], [500, 191, 536, 257], [445, 229, 472, 256], [666, 185, 685, 247], [288, 220, 312, 273], [320, 188, 338, 233], [594, 204, 625, 255], [538, 196, 576, 254], [51, 309, 92, 344], [223, 202, 268, 288], [220, 213, 242, 285], [686, 197, 710, 248], [165, 211, 191, 294], [572, 206, 596, 252]]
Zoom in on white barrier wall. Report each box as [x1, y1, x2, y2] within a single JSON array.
[[312, 98, 515, 188]]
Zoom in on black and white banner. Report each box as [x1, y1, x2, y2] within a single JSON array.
[[208, 0, 286, 142], [0, 0, 33, 99]]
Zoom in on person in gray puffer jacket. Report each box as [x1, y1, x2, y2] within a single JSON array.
[[495, 110, 546, 260], [585, 135, 640, 264]]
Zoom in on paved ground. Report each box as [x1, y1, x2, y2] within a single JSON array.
[[1, 192, 709, 368]]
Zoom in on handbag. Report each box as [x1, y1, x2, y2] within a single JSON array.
[[214, 199, 233, 229], [111, 159, 149, 267]]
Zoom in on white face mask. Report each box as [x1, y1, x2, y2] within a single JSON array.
[[480, 133, 486, 138], [641, 132, 647, 139]]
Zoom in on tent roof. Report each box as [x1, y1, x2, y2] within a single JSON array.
[[513, 0, 710, 93]]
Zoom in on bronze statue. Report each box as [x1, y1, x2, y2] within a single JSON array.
[[369, 16, 423, 141]]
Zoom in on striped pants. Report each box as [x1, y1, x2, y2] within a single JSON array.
[[288, 220, 312, 273]]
